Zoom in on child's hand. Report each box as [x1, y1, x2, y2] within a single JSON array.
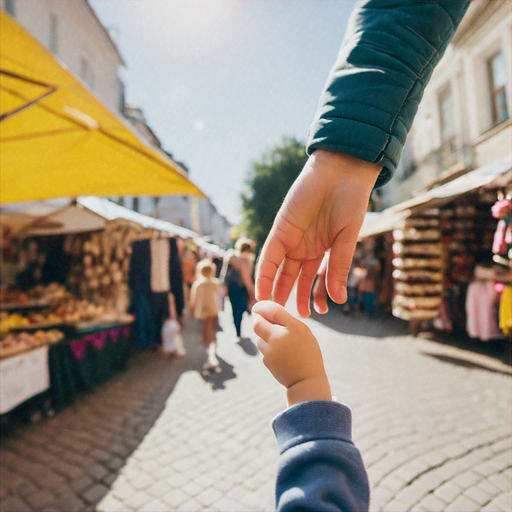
[[252, 301, 331, 407]]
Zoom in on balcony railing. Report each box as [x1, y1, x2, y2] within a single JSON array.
[[399, 140, 474, 183]]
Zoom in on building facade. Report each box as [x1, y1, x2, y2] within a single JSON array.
[[380, 0, 511, 208], [2, 0, 124, 114]]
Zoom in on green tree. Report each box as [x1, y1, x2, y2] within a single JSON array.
[[241, 137, 307, 250]]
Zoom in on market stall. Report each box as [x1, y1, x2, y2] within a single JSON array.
[[389, 157, 512, 336], [0, 200, 196, 417]]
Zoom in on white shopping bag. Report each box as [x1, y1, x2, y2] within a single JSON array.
[[161, 319, 186, 356]]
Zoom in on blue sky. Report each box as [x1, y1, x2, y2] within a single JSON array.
[[90, 0, 356, 224]]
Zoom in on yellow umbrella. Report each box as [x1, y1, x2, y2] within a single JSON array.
[[0, 11, 205, 204]]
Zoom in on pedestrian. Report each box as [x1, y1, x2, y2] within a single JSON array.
[[344, 251, 363, 315], [255, 0, 471, 318], [189, 259, 221, 373], [252, 300, 369, 511], [359, 253, 381, 317], [221, 238, 255, 342], [178, 239, 199, 316]]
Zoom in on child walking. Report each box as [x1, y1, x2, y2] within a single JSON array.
[[190, 259, 221, 373]]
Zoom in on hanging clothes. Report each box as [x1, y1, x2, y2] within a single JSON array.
[[499, 285, 512, 336], [150, 238, 171, 292], [465, 280, 505, 341], [128, 238, 184, 347], [492, 220, 508, 255]]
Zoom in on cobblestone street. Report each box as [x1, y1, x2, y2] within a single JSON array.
[[1, 300, 511, 512]]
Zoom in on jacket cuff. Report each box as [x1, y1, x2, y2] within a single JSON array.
[[272, 400, 353, 455], [307, 118, 398, 188]]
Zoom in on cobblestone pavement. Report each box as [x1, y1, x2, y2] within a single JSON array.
[[1, 299, 511, 512]]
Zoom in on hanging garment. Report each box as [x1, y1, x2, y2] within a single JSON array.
[[150, 238, 171, 292], [465, 280, 505, 341], [492, 220, 508, 255], [128, 238, 185, 347], [499, 285, 512, 336]]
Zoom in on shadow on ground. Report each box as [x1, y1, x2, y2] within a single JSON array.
[[310, 299, 511, 366], [0, 316, 228, 512], [310, 300, 410, 339], [199, 356, 237, 390], [421, 352, 512, 376]]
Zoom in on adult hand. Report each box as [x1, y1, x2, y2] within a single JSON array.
[[255, 150, 381, 317]]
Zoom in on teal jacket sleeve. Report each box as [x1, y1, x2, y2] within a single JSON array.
[[307, 0, 470, 187], [273, 400, 369, 512]]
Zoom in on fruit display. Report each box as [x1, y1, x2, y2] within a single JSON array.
[[0, 312, 30, 333], [0, 283, 69, 310], [0, 329, 64, 359], [0, 299, 120, 334]]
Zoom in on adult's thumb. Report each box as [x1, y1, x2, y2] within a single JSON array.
[[326, 232, 358, 304]]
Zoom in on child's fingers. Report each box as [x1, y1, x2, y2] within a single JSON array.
[[256, 337, 269, 356], [252, 312, 275, 342], [252, 300, 295, 327]]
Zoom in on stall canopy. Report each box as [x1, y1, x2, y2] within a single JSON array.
[[77, 197, 198, 239], [391, 155, 512, 214], [1, 197, 199, 239], [358, 155, 512, 240], [0, 12, 204, 204], [358, 210, 408, 240]]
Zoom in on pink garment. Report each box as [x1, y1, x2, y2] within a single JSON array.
[[491, 199, 512, 219], [466, 281, 505, 341], [492, 220, 508, 255], [505, 225, 512, 245]]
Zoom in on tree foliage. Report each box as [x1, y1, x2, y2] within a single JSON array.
[[241, 137, 307, 250]]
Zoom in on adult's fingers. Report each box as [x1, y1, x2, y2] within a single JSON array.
[[296, 255, 324, 318], [255, 234, 286, 301], [272, 257, 302, 307], [313, 270, 329, 314], [252, 300, 295, 327], [326, 228, 358, 304]]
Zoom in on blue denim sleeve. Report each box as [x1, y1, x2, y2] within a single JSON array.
[[272, 400, 369, 512], [307, 0, 470, 187]]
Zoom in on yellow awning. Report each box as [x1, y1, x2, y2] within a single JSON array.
[[0, 12, 204, 204]]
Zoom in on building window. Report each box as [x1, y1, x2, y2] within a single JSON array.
[[80, 57, 95, 90], [49, 14, 58, 54], [488, 52, 509, 126], [5, 0, 15, 16], [118, 78, 125, 114], [438, 87, 455, 144]]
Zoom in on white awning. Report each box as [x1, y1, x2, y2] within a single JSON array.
[[391, 155, 512, 213], [358, 154, 511, 240], [77, 197, 198, 239], [358, 210, 408, 240], [1, 197, 199, 239]]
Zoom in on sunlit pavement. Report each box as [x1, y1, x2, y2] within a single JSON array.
[[1, 299, 511, 512]]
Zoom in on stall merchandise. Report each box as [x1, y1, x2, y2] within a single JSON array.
[[392, 208, 443, 321], [390, 188, 511, 338]]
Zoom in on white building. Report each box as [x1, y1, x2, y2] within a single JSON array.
[[2, 0, 232, 246], [380, 0, 511, 207], [2, 0, 125, 114]]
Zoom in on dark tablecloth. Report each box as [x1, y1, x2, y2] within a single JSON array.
[[49, 324, 132, 411]]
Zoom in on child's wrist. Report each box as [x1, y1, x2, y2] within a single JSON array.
[[286, 375, 332, 407]]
